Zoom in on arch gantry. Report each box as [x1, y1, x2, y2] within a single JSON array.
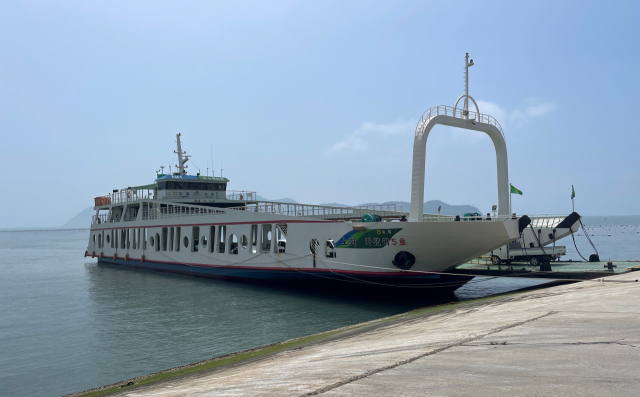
[[409, 105, 509, 222]]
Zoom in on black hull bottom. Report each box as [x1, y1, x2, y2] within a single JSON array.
[[96, 257, 474, 298]]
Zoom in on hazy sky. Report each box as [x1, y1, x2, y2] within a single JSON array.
[[1, 1, 639, 227]]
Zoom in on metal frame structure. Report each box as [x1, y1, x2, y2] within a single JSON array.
[[409, 53, 510, 221]]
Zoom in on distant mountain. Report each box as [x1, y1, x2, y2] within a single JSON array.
[[63, 206, 94, 228], [423, 200, 480, 215], [353, 200, 480, 216], [323, 200, 480, 215], [256, 195, 298, 204]]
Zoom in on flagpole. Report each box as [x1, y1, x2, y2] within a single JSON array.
[[509, 183, 512, 214]]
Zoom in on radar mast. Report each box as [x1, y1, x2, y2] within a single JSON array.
[[175, 133, 190, 175]]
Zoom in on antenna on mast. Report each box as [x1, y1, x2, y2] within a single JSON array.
[[160, 166, 165, 176], [463, 53, 474, 119], [174, 133, 190, 175]]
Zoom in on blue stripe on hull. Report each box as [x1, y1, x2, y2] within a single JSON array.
[[97, 258, 472, 290]]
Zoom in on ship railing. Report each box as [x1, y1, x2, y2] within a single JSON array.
[[416, 105, 505, 140], [529, 214, 570, 228], [226, 191, 257, 201], [421, 213, 571, 224], [352, 203, 405, 212], [91, 213, 123, 224], [227, 201, 408, 221], [123, 208, 139, 222], [142, 204, 227, 220], [422, 213, 513, 222], [90, 199, 573, 226], [94, 189, 156, 206]]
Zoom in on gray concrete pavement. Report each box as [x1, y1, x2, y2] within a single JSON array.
[[109, 273, 640, 396]]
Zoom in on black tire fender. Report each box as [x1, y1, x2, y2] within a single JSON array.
[[392, 251, 416, 270]]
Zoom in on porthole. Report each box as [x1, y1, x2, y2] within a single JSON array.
[[150, 236, 155, 246], [106, 234, 111, 244], [183, 236, 189, 248], [201, 236, 208, 247]]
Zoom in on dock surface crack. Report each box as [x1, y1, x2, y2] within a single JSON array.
[[300, 311, 557, 396]]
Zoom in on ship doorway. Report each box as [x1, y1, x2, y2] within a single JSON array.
[[218, 226, 226, 253], [162, 228, 168, 251], [208, 226, 215, 253], [229, 234, 238, 254], [276, 224, 287, 253], [192, 226, 200, 252], [260, 224, 272, 253], [250, 225, 258, 254]]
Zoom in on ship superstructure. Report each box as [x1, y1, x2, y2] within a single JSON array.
[[85, 55, 580, 294]]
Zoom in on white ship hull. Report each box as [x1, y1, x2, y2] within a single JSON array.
[[86, 200, 524, 293]]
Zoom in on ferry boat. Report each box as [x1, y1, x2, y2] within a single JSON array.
[[85, 54, 578, 294]]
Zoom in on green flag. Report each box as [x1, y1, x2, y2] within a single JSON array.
[[510, 184, 523, 195], [571, 185, 575, 200]]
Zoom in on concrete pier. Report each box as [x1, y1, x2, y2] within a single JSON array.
[[90, 272, 640, 396]]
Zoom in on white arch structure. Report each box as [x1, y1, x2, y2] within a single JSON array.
[[409, 105, 509, 221]]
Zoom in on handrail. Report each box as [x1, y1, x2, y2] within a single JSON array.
[[94, 189, 155, 206], [416, 105, 505, 140], [226, 190, 257, 201], [95, 188, 259, 206], [90, 197, 572, 226], [227, 201, 408, 221]]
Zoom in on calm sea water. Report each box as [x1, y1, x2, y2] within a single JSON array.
[[1, 215, 638, 397]]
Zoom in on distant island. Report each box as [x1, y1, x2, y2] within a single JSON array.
[[63, 197, 481, 228]]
